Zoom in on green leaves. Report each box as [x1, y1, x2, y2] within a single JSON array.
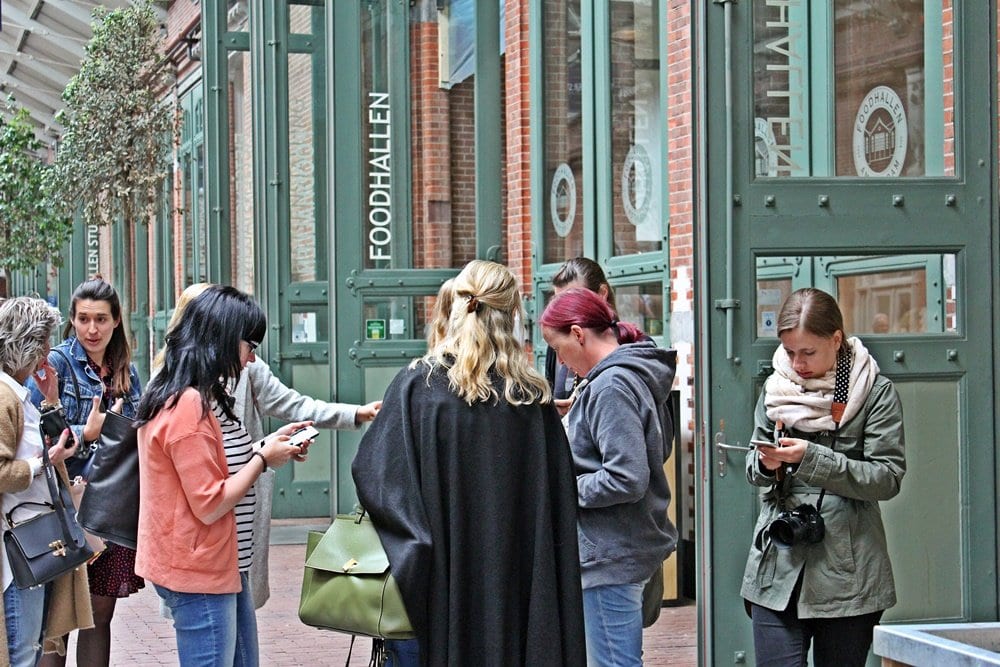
[[51, 0, 174, 230], [0, 96, 73, 274]]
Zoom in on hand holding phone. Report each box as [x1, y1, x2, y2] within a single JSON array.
[[750, 438, 780, 449], [288, 425, 320, 448]]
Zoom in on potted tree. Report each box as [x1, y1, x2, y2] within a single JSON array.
[[0, 96, 72, 298], [51, 0, 174, 321]]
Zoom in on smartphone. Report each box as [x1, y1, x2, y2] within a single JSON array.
[[750, 438, 780, 449], [288, 425, 320, 447]]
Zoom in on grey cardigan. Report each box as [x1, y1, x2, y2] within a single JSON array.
[[237, 358, 361, 609]]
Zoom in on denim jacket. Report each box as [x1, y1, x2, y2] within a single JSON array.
[[26, 337, 142, 463]]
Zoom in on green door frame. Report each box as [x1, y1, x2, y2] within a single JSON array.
[[699, 2, 998, 665]]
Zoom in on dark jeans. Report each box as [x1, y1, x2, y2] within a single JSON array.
[[385, 639, 420, 667], [750, 602, 882, 667]]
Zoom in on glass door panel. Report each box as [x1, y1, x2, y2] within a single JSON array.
[[610, 0, 663, 256], [230, 50, 256, 294], [752, 0, 953, 178], [542, 0, 585, 263]]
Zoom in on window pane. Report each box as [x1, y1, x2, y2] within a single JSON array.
[[752, 0, 954, 177], [290, 3, 319, 36], [542, 0, 584, 263], [610, 0, 663, 255], [755, 254, 957, 336], [230, 50, 256, 295], [615, 282, 664, 336], [361, 1, 395, 270], [288, 52, 319, 283]]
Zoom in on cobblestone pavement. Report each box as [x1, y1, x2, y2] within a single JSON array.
[[67, 521, 697, 666]]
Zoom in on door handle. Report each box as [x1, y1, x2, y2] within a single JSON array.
[[715, 431, 750, 477]]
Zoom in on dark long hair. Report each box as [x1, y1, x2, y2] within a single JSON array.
[[552, 257, 617, 311], [65, 277, 133, 396], [540, 288, 643, 343], [136, 285, 266, 426]]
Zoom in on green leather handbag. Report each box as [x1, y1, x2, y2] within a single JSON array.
[[298, 511, 415, 640]]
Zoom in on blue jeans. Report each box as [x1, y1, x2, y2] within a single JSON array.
[[4, 581, 45, 667], [234, 572, 259, 667], [582, 582, 645, 667], [155, 582, 237, 666], [385, 639, 420, 667]]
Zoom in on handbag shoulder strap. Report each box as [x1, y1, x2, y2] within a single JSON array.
[[51, 347, 83, 423], [38, 425, 78, 548]]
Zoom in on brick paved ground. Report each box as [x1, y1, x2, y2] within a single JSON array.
[[67, 520, 697, 666]]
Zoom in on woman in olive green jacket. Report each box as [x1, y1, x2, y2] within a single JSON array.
[[741, 288, 906, 667]]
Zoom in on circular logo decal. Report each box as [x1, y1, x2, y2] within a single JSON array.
[[852, 86, 908, 177], [622, 144, 652, 225], [550, 163, 577, 238]]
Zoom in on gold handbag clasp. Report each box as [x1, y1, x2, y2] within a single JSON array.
[[49, 540, 67, 557], [342, 558, 358, 572]]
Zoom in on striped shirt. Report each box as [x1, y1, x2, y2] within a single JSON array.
[[212, 400, 257, 572]]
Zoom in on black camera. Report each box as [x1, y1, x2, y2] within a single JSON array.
[[769, 503, 825, 547], [39, 406, 71, 444]]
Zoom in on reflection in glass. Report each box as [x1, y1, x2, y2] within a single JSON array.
[[615, 283, 664, 336], [756, 254, 956, 336], [289, 3, 318, 35], [230, 51, 255, 294], [288, 52, 318, 283], [752, 0, 953, 177], [195, 144, 208, 282], [610, 0, 662, 256], [542, 0, 584, 263]]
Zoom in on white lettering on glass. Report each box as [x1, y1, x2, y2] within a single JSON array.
[[367, 92, 392, 262]]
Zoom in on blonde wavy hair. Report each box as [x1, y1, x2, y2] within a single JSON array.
[[0, 297, 62, 378], [425, 278, 455, 349], [152, 283, 212, 372], [417, 260, 550, 406]]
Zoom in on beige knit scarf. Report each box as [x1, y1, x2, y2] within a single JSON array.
[[764, 336, 879, 433]]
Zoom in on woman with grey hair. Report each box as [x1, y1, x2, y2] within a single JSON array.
[[0, 297, 93, 666]]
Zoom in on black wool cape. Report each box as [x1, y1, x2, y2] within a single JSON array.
[[352, 365, 586, 666]]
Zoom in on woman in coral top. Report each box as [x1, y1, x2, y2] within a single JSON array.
[[134, 285, 306, 666]]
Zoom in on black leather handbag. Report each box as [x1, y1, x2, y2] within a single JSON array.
[[3, 432, 95, 589], [77, 409, 139, 549]]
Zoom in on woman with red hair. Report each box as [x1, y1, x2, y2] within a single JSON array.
[[540, 288, 677, 667]]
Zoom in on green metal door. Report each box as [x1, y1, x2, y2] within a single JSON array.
[[699, 2, 997, 665], [256, 1, 333, 517]]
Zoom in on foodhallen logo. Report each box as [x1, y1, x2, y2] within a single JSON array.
[[852, 85, 908, 177]]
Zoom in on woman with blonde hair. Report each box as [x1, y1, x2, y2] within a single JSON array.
[[0, 297, 91, 666], [353, 260, 585, 666]]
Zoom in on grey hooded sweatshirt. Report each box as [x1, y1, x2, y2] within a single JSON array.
[[566, 340, 679, 589]]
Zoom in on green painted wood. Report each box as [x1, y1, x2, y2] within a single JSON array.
[[331, 0, 365, 516], [475, 0, 502, 260], [203, 0, 233, 285]]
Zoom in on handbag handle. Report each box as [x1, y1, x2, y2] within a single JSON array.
[[37, 424, 81, 550], [4, 501, 55, 527]]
